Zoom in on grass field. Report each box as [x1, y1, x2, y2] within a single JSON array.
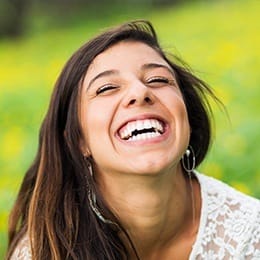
[[0, 0, 259, 257]]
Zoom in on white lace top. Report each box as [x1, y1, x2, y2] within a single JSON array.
[[10, 173, 260, 259], [191, 172, 260, 259]]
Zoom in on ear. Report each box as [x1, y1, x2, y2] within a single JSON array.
[[79, 138, 91, 157], [83, 148, 91, 157]]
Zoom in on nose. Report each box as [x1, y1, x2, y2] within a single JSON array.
[[122, 82, 155, 108]]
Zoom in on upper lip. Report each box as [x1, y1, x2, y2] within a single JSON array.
[[116, 113, 168, 136]]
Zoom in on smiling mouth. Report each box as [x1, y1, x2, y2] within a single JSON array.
[[118, 118, 165, 141]]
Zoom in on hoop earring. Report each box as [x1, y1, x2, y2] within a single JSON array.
[[181, 145, 196, 173], [181, 145, 196, 224], [87, 164, 118, 226]]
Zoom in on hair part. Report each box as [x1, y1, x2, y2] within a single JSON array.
[[7, 20, 220, 259]]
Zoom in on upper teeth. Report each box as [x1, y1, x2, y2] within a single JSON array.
[[119, 119, 164, 140]]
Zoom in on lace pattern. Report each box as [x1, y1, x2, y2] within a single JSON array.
[[191, 173, 260, 259], [10, 235, 32, 260], [9, 173, 260, 259]]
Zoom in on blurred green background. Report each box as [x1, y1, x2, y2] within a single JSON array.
[[0, 0, 259, 257]]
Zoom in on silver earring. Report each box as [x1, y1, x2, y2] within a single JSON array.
[[181, 146, 196, 223], [87, 164, 118, 226], [181, 145, 196, 173]]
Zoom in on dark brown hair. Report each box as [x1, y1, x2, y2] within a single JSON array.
[[7, 20, 218, 259]]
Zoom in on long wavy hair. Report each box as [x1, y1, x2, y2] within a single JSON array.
[[7, 20, 219, 259]]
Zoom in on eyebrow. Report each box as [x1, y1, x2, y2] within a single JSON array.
[[87, 70, 119, 90], [86, 63, 175, 90], [141, 63, 174, 75]]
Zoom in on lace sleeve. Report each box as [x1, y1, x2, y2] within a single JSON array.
[[10, 235, 32, 260]]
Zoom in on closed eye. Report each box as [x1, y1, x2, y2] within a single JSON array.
[[96, 85, 119, 95], [147, 77, 175, 87]]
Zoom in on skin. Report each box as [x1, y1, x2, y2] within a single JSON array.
[[80, 41, 201, 259]]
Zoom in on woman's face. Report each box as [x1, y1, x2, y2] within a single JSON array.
[[80, 41, 190, 177]]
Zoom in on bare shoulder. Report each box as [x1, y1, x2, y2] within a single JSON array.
[[10, 235, 32, 260]]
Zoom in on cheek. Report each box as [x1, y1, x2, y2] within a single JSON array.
[[162, 91, 190, 136], [175, 99, 190, 132], [81, 100, 114, 150], [159, 88, 188, 117]]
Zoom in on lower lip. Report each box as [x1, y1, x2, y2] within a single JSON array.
[[116, 125, 170, 146]]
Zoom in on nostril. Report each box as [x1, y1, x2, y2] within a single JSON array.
[[126, 95, 154, 107], [145, 97, 152, 103], [129, 99, 136, 105]]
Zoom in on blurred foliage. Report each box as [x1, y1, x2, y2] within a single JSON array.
[[0, 0, 30, 38], [0, 0, 259, 257], [0, 0, 186, 39]]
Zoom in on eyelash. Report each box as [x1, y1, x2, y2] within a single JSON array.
[[147, 76, 174, 85], [95, 77, 174, 95], [96, 85, 118, 95]]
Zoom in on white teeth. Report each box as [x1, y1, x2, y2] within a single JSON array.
[[126, 124, 132, 135], [119, 119, 164, 140], [136, 121, 143, 130], [123, 129, 128, 138], [144, 120, 150, 129], [130, 124, 135, 132], [127, 131, 161, 141], [155, 120, 163, 132]]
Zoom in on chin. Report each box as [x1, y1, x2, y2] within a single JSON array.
[[127, 157, 176, 176]]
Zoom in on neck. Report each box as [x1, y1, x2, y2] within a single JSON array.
[[96, 164, 201, 259]]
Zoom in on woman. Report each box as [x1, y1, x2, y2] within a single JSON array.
[[7, 20, 260, 259]]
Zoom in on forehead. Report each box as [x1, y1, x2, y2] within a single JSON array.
[[85, 41, 170, 78]]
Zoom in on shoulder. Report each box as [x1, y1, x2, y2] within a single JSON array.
[[197, 172, 259, 213], [194, 172, 260, 259], [10, 235, 32, 260], [197, 172, 259, 202]]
